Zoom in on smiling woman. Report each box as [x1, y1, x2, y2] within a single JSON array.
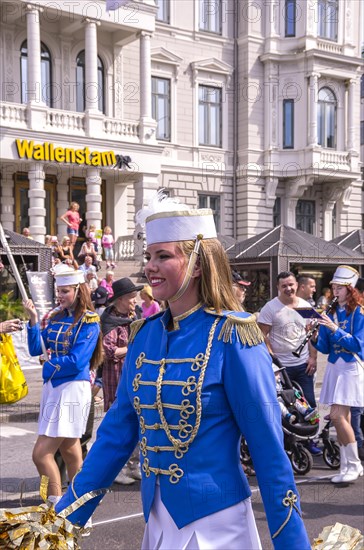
[[55, 192, 310, 549]]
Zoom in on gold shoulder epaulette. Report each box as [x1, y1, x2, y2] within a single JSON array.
[[129, 319, 146, 343], [83, 311, 100, 324], [218, 313, 264, 347]]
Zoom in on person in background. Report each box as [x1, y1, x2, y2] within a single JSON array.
[[22, 264, 103, 506], [140, 284, 160, 318], [100, 277, 143, 485], [312, 265, 364, 482], [231, 270, 251, 311], [317, 287, 331, 310], [57, 236, 78, 268], [79, 255, 97, 280], [22, 227, 33, 239], [55, 192, 310, 549], [78, 237, 97, 265], [60, 202, 82, 249], [101, 226, 115, 269], [85, 271, 98, 293], [296, 275, 316, 307], [258, 271, 321, 455], [86, 224, 98, 252], [100, 271, 114, 300], [0, 319, 23, 334]]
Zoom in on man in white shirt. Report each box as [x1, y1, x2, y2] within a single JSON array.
[[258, 271, 321, 454], [296, 275, 316, 307]]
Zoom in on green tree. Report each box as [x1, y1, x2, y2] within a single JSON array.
[[0, 292, 26, 322]]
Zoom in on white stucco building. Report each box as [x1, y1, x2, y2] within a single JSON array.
[[0, 0, 363, 258]]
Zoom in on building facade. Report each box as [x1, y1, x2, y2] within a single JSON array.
[[0, 0, 363, 258]]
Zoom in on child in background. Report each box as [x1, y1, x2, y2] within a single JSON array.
[[274, 364, 319, 425], [101, 226, 115, 269], [140, 285, 161, 318], [87, 224, 98, 252]]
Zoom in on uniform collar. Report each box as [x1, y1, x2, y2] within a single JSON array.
[[161, 302, 204, 331]]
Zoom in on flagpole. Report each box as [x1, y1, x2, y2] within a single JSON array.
[[0, 223, 49, 359]]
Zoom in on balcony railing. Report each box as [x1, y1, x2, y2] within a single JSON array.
[[319, 150, 350, 170], [1, 101, 140, 141], [317, 40, 343, 54], [0, 102, 27, 127]]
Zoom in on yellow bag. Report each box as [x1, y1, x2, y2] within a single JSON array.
[[0, 333, 28, 404]]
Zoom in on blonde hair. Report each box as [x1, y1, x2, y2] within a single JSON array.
[[103, 226, 112, 233], [142, 284, 154, 301], [70, 202, 79, 210], [179, 239, 242, 313]]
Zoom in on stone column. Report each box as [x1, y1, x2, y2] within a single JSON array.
[[85, 167, 102, 230], [139, 32, 157, 143], [57, 179, 70, 238], [308, 73, 319, 146], [0, 169, 15, 230], [85, 18, 100, 112], [347, 78, 356, 152], [25, 3, 43, 104], [133, 176, 160, 259], [28, 162, 46, 242]]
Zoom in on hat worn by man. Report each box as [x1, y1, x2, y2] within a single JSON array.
[[111, 278, 144, 301], [232, 270, 251, 287], [92, 286, 108, 306], [330, 265, 359, 287]]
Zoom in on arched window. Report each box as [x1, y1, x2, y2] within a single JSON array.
[[76, 50, 105, 113], [318, 87, 336, 148], [20, 40, 53, 106]]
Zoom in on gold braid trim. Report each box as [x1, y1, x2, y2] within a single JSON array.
[[129, 319, 146, 343], [218, 313, 264, 346], [272, 490, 301, 539], [82, 312, 100, 324]]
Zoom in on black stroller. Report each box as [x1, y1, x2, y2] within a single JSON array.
[[240, 359, 340, 475]]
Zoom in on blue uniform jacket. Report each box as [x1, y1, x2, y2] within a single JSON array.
[[56, 306, 310, 549], [27, 310, 100, 387], [312, 305, 364, 363]]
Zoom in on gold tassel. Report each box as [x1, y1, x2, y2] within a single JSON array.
[[129, 319, 146, 343], [82, 312, 100, 324], [218, 314, 264, 347]]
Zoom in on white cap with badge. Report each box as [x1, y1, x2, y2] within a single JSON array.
[[52, 264, 85, 287], [330, 265, 359, 287]]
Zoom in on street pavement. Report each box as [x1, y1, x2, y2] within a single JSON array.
[[1, 335, 363, 548]]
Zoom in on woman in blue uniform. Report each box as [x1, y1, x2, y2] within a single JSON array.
[[23, 264, 103, 505], [56, 193, 310, 549], [312, 265, 364, 483]]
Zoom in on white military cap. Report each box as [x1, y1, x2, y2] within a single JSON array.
[[52, 264, 85, 286], [330, 265, 359, 287], [136, 190, 217, 246]]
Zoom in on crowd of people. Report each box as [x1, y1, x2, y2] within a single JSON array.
[[1, 195, 363, 548]]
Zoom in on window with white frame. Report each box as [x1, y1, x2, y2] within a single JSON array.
[[21, 40, 53, 106], [199, 0, 222, 34], [296, 200, 315, 234], [285, 0, 296, 37], [283, 99, 294, 149], [318, 0, 338, 41], [156, 0, 170, 23], [76, 50, 105, 113], [199, 85, 222, 147], [198, 194, 221, 232], [318, 87, 336, 148], [152, 77, 171, 141]]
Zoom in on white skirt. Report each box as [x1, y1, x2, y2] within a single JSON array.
[[141, 485, 262, 550], [320, 357, 364, 407], [38, 380, 91, 438]]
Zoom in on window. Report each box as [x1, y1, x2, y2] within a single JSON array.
[[273, 198, 281, 226], [20, 41, 53, 106], [318, 0, 338, 41], [361, 121, 364, 146], [198, 194, 221, 232], [361, 75, 364, 99], [318, 87, 336, 148], [156, 0, 170, 23], [76, 51, 105, 113], [296, 200, 315, 234], [285, 0, 296, 37], [283, 99, 294, 148], [152, 77, 171, 141], [199, 86, 222, 147], [200, 0, 222, 34]]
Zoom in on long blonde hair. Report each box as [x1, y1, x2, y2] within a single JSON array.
[[179, 239, 242, 313]]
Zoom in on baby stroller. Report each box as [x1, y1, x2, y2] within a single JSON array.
[[274, 360, 320, 475]]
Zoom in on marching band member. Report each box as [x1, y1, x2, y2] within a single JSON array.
[[23, 264, 103, 505], [56, 193, 309, 549]]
